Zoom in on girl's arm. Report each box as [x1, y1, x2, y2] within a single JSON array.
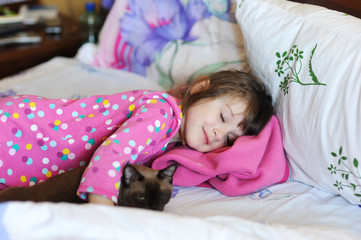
[[88, 193, 114, 206], [77, 92, 182, 205]]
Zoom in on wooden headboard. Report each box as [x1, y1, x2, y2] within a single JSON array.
[[291, 0, 361, 18]]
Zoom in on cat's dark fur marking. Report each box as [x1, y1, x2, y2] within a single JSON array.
[[0, 167, 86, 204], [0, 164, 177, 211]]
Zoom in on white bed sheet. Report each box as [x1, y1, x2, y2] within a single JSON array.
[[0, 57, 163, 99], [0, 57, 360, 240], [1, 181, 360, 240]]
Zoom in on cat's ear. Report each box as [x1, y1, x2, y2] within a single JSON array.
[[157, 164, 178, 183], [122, 164, 144, 187]]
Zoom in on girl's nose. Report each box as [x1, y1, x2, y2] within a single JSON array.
[[213, 128, 225, 142]]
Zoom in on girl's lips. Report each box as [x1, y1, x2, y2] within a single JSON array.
[[202, 127, 209, 144]]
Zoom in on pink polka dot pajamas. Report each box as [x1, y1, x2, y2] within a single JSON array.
[[0, 90, 182, 204]]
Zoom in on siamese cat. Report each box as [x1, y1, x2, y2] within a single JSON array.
[[0, 164, 177, 211]]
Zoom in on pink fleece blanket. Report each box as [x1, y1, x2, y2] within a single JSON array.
[[152, 116, 289, 196]]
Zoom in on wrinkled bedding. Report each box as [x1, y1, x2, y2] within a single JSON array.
[[0, 58, 360, 239]]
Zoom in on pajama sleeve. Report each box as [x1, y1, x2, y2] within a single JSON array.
[[77, 92, 182, 204]]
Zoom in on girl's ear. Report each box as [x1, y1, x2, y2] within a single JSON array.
[[190, 76, 210, 95]]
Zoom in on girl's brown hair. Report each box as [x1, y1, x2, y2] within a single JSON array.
[[170, 70, 273, 136]]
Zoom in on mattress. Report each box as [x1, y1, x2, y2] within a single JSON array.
[[0, 57, 360, 240]]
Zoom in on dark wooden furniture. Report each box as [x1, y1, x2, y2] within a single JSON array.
[[292, 0, 361, 18], [0, 15, 81, 79]]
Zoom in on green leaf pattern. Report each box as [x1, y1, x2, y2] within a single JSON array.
[[238, 0, 245, 8], [328, 146, 361, 203], [156, 39, 247, 88], [275, 44, 326, 95]]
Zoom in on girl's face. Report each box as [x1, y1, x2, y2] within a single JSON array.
[[180, 95, 246, 152]]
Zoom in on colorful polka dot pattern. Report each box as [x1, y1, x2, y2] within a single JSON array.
[[0, 91, 182, 203]]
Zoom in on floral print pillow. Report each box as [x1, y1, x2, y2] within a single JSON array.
[[93, 0, 249, 88]]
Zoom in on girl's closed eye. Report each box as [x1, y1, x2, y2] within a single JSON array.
[[220, 113, 225, 122]]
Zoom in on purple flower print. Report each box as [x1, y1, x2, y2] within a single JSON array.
[[0, 89, 17, 98], [115, 0, 211, 75]]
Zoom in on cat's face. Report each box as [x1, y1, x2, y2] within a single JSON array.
[[118, 164, 177, 211]]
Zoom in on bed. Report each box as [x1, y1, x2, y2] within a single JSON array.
[[1, 0, 361, 239]]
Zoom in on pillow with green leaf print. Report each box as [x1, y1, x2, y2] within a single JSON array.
[[236, 0, 361, 204], [92, 0, 249, 89]]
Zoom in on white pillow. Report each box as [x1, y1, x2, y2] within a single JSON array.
[[236, 0, 361, 204]]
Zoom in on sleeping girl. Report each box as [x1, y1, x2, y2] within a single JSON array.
[[0, 70, 273, 206]]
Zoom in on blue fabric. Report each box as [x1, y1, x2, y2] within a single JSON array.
[[0, 203, 10, 240]]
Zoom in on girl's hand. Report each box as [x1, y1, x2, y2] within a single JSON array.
[[88, 193, 115, 206]]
